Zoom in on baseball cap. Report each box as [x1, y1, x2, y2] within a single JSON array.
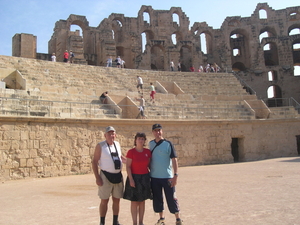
[[152, 123, 162, 130], [105, 126, 116, 133]]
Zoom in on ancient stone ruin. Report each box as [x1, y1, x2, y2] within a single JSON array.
[[12, 3, 300, 103]]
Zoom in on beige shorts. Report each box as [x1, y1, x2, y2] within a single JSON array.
[[98, 171, 124, 199]]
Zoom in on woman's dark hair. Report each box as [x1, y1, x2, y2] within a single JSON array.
[[134, 132, 147, 146]]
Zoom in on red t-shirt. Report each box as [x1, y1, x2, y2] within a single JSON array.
[[126, 148, 151, 174]]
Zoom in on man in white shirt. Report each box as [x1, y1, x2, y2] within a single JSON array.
[[92, 126, 125, 225]]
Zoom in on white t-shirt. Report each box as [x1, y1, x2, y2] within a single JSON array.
[[98, 140, 122, 173]]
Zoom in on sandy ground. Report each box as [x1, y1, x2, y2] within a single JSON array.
[[1, 156, 300, 225]]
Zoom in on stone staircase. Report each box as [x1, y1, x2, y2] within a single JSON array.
[[0, 55, 298, 120]]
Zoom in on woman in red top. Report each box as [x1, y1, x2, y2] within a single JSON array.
[[123, 132, 152, 225]]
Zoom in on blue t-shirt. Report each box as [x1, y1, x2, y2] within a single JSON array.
[[149, 139, 177, 178]]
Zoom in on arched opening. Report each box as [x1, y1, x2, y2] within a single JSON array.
[[264, 42, 279, 66], [112, 19, 123, 43], [143, 11, 150, 24], [259, 31, 268, 43], [230, 29, 250, 68], [151, 45, 165, 70], [116, 46, 124, 59], [200, 33, 207, 54], [289, 12, 298, 21], [292, 39, 300, 68], [267, 85, 283, 107], [289, 28, 300, 35], [171, 34, 177, 45], [172, 13, 180, 26], [112, 30, 115, 39], [70, 25, 82, 36], [268, 70, 278, 81], [294, 65, 300, 76], [232, 62, 246, 71], [141, 30, 154, 53], [180, 45, 192, 72], [141, 32, 146, 52], [68, 24, 84, 64], [259, 9, 267, 19], [233, 48, 240, 56]]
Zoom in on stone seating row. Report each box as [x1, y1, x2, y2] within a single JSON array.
[[1, 55, 297, 120]]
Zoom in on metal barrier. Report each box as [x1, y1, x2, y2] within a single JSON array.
[[0, 96, 298, 119]]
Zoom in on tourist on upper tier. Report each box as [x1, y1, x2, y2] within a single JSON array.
[[123, 132, 152, 225], [106, 56, 113, 67], [206, 63, 211, 72], [51, 53, 56, 62], [100, 91, 109, 104], [121, 59, 125, 68], [170, 60, 174, 71], [63, 50, 69, 63], [136, 76, 143, 93], [149, 83, 156, 104], [116, 56, 121, 68], [198, 65, 203, 72], [177, 61, 181, 72], [189, 65, 195, 72], [69, 50, 75, 64], [135, 95, 146, 119]]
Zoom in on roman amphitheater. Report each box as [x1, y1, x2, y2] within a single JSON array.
[[1, 3, 300, 181]]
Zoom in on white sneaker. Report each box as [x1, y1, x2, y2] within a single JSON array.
[[155, 218, 165, 225]]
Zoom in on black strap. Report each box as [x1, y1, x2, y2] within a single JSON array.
[[107, 142, 120, 162], [151, 139, 164, 154]]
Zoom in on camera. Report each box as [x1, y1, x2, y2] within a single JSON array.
[[111, 152, 121, 169]]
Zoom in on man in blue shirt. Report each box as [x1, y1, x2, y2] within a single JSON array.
[[149, 123, 183, 225]]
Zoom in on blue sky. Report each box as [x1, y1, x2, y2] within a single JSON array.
[[0, 0, 299, 56]]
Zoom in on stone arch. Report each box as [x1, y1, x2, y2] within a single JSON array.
[[232, 62, 246, 71], [199, 31, 213, 55], [170, 7, 184, 27], [230, 29, 250, 68], [288, 24, 300, 35], [268, 70, 278, 81], [180, 45, 192, 72], [292, 38, 300, 65], [171, 31, 183, 45], [112, 17, 124, 43], [138, 5, 154, 26], [267, 85, 283, 107], [141, 30, 155, 52], [289, 10, 300, 21], [263, 42, 279, 66], [259, 9, 267, 19], [151, 45, 165, 70], [259, 26, 277, 43]]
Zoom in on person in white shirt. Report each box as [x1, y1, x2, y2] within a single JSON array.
[[92, 126, 126, 225]]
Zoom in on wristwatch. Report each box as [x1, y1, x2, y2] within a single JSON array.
[[174, 173, 178, 176]]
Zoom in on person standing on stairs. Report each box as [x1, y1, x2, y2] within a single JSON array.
[[149, 83, 156, 104], [136, 76, 143, 93]]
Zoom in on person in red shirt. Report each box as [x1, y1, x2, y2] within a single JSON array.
[[123, 132, 152, 225], [63, 50, 69, 63]]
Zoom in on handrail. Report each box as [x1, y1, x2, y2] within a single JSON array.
[[262, 97, 300, 113], [232, 72, 256, 95], [0, 96, 298, 119]]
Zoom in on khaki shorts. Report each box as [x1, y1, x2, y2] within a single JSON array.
[[98, 171, 124, 199]]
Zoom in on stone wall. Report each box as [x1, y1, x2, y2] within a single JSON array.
[[1, 116, 299, 181]]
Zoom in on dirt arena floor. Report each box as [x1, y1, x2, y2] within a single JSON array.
[[1, 156, 299, 225]]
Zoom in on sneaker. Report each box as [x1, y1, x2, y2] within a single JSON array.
[[155, 218, 165, 225], [175, 219, 183, 225]]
